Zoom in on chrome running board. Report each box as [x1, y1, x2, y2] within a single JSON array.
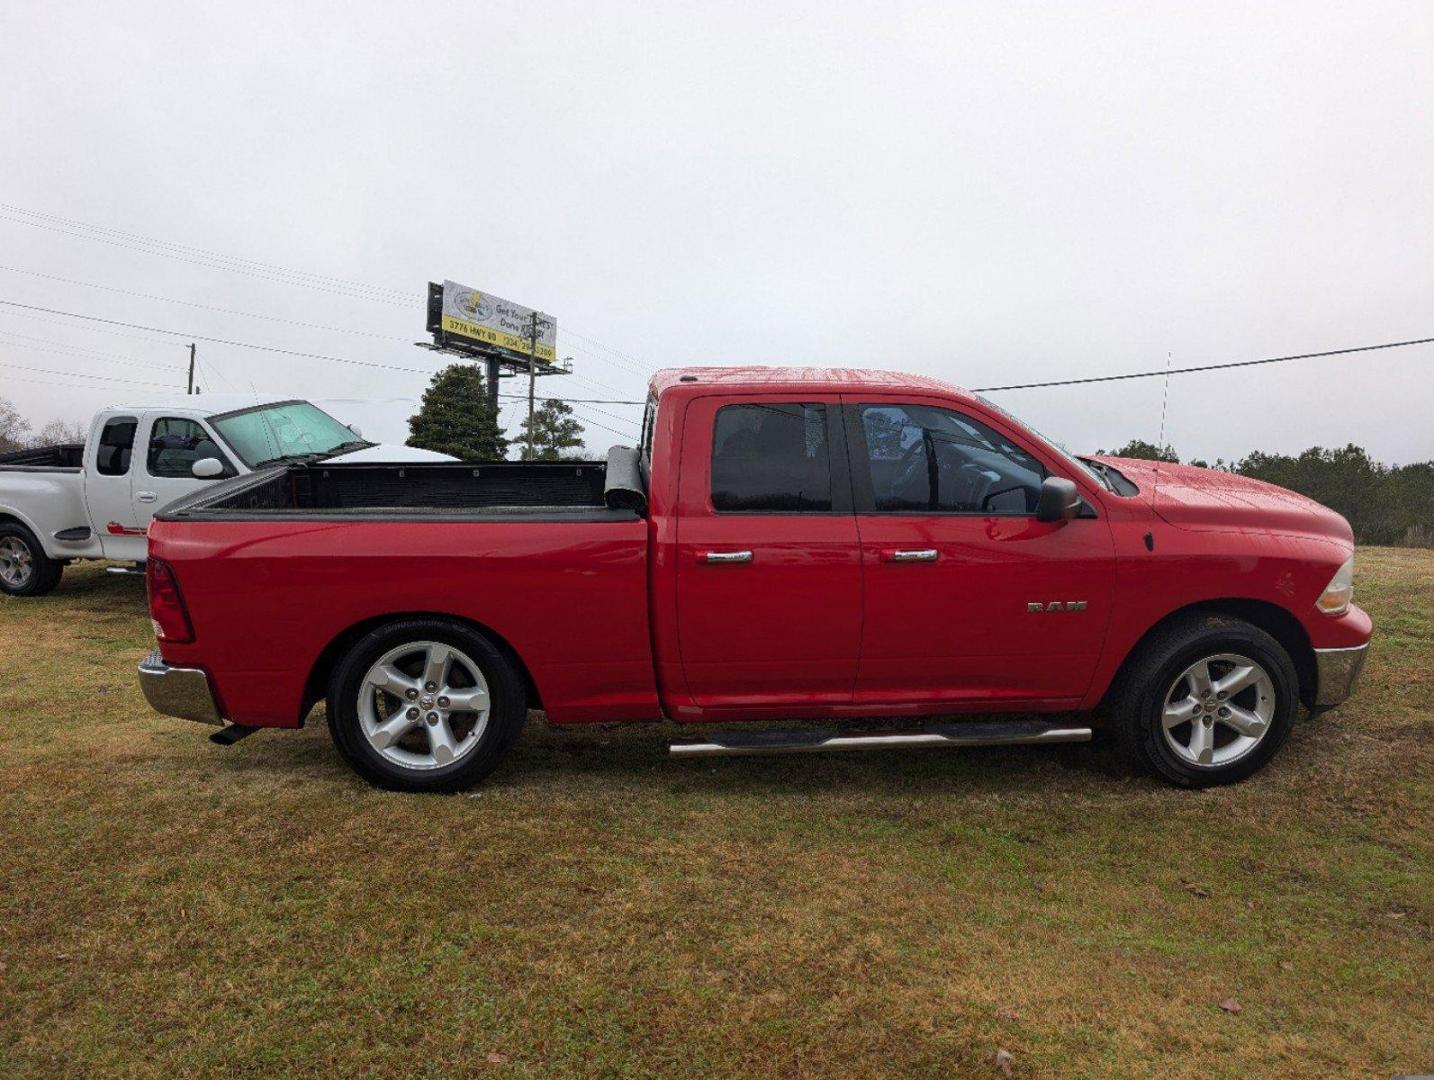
[[670, 719, 1092, 758]]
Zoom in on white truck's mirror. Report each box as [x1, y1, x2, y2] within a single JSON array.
[[191, 457, 225, 479], [348, 424, 363, 439]]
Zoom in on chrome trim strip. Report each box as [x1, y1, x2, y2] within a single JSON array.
[[1312, 643, 1370, 707], [670, 725, 1092, 758], [137, 650, 224, 726]]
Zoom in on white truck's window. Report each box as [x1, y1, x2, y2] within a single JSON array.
[[711, 403, 831, 512], [210, 402, 358, 467], [147, 418, 226, 478], [95, 418, 137, 477]]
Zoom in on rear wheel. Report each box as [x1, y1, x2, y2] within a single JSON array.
[[1110, 613, 1297, 787], [327, 619, 525, 792], [0, 524, 63, 597]]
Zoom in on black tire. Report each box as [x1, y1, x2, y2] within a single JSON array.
[[1108, 613, 1298, 788], [0, 522, 63, 597], [326, 618, 526, 793]]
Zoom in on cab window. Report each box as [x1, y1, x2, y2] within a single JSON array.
[[95, 417, 137, 477], [859, 404, 1047, 513], [146, 418, 228, 479], [711, 403, 832, 512]]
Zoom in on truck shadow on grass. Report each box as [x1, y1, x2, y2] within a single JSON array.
[[196, 709, 1164, 800]]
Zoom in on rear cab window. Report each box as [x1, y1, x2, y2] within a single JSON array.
[[710, 403, 833, 512], [94, 417, 138, 476]]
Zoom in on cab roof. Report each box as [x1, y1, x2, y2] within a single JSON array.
[[648, 366, 974, 401]]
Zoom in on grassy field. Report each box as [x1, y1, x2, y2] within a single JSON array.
[[1, 550, 1430, 1079]]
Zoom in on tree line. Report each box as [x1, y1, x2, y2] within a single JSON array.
[[404, 364, 586, 461], [0, 399, 87, 454], [1097, 439, 1433, 547]]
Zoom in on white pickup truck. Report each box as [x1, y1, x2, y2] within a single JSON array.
[[0, 394, 451, 596]]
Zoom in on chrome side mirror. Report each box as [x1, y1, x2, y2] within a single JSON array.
[[1035, 476, 1081, 522], [191, 457, 225, 479]]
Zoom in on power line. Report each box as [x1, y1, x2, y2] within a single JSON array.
[[0, 328, 183, 372], [0, 205, 413, 303], [0, 298, 438, 374], [0, 202, 660, 378], [0, 297, 648, 409], [0, 358, 177, 389], [972, 337, 1434, 393], [0, 264, 414, 340]]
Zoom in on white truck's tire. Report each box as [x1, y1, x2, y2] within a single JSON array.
[[0, 522, 63, 597]]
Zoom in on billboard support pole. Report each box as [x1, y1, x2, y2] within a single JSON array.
[[525, 311, 539, 460], [485, 356, 499, 414]]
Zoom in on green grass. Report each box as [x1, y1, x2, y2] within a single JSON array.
[[1, 550, 1430, 1078]]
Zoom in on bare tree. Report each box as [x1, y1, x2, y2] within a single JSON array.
[[32, 417, 88, 447], [0, 397, 31, 454]]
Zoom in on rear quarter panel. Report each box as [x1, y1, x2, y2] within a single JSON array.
[[150, 516, 658, 727], [0, 471, 98, 558]]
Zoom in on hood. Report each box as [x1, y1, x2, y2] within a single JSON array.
[[1092, 457, 1353, 544], [328, 443, 457, 464]]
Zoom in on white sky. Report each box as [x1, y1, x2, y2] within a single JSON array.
[[2, 0, 1431, 463]]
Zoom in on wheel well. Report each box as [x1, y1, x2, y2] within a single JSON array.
[[298, 612, 542, 725], [1109, 599, 1318, 709]]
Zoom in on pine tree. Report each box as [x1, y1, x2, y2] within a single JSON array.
[[406, 364, 508, 460], [518, 398, 586, 460]]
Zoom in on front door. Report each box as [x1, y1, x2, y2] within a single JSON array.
[[846, 396, 1116, 707], [672, 394, 861, 715], [134, 413, 234, 520]]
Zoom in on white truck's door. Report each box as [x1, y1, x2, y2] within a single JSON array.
[[84, 413, 148, 561], [131, 412, 235, 521]]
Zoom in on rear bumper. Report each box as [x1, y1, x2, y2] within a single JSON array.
[[1312, 643, 1369, 707], [138, 650, 224, 726]]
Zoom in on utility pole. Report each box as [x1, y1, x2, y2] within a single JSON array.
[[526, 311, 539, 461], [187, 343, 196, 394]]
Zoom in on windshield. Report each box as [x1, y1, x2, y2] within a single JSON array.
[[975, 394, 1110, 489], [211, 401, 362, 467]]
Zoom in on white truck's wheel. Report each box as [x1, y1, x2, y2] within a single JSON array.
[[0, 524, 63, 597]]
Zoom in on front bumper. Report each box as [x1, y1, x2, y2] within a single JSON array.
[[138, 649, 224, 726], [1312, 643, 1370, 707]]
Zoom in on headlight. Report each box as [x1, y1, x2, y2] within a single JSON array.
[[1316, 555, 1354, 616]]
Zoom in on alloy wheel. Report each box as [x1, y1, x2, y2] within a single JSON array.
[[0, 537, 34, 588], [1161, 652, 1276, 768], [357, 640, 492, 770]]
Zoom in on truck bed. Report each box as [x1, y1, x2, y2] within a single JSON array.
[[0, 443, 85, 470], [159, 450, 645, 521]]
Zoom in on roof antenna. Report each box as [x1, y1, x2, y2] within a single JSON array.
[[1152, 349, 1173, 509]]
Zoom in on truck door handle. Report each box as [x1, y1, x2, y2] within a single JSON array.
[[886, 548, 938, 563], [703, 550, 753, 564], [136, 491, 158, 504]]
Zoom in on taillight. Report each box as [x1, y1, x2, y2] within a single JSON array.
[[147, 558, 195, 643]]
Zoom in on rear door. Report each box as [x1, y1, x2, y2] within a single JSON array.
[[846, 395, 1116, 707], [672, 393, 861, 713], [83, 414, 147, 561]]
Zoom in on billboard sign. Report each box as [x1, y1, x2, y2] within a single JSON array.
[[435, 280, 556, 364]]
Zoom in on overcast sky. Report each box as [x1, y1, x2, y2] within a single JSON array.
[[2, 1, 1431, 463]]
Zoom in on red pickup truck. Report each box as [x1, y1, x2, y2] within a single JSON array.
[[138, 367, 1371, 792]]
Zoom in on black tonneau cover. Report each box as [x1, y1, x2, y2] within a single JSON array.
[[0, 443, 84, 471], [157, 449, 646, 523]]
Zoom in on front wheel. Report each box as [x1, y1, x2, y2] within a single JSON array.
[[0, 523, 63, 597], [1110, 614, 1298, 787], [327, 619, 526, 792]]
